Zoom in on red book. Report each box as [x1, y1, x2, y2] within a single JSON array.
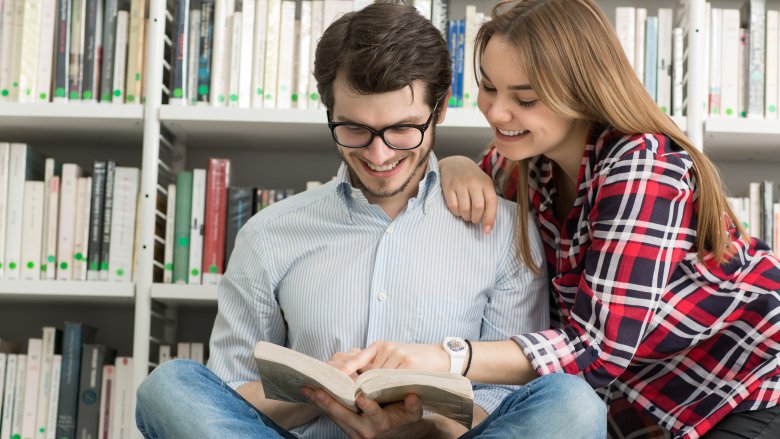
[[202, 158, 231, 285]]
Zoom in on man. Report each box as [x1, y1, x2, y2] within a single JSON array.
[[135, 3, 548, 438]]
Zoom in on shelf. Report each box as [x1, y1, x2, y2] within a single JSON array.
[[0, 103, 144, 148], [159, 106, 491, 157], [703, 117, 780, 162], [0, 280, 135, 303], [151, 283, 218, 305]]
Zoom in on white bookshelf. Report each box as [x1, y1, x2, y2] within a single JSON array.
[[704, 117, 780, 162], [151, 283, 218, 304], [0, 280, 134, 303]]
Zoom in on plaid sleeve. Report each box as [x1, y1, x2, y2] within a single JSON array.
[[514, 143, 697, 388], [478, 146, 518, 200]]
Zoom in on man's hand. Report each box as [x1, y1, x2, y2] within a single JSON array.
[[329, 348, 363, 381], [302, 388, 426, 439], [336, 342, 449, 377]]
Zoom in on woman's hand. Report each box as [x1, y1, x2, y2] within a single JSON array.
[[439, 156, 498, 234]]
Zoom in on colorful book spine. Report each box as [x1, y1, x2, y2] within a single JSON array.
[[197, 0, 214, 103], [202, 159, 230, 285], [100, 0, 119, 102], [69, 0, 87, 100], [169, 0, 190, 105], [644, 16, 658, 101], [99, 161, 116, 280], [87, 161, 107, 280], [173, 171, 193, 283], [55, 322, 97, 439], [81, 0, 102, 101], [163, 183, 176, 283], [225, 187, 253, 268]]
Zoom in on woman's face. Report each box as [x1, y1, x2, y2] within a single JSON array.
[[477, 36, 587, 164]]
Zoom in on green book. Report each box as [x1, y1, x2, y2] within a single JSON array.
[[173, 171, 193, 283]]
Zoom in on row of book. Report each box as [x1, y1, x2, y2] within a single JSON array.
[[703, 1, 779, 119], [728, 180, 779, 251], [158, 341, 206, 365], [615, 6, 685, 116], [159, 158, 299, 285], [0, 323, 134, 439], [0, 143, 140, 283], [166, 0, 450, 108], [0, 0, 148, 104]]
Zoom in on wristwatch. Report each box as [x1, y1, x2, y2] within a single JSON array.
[[442, 337, 469, 374]]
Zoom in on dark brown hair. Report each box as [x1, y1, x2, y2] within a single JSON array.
[[314, 1, 451, 115]]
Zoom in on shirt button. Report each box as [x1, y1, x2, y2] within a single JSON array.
[[378, 292, 387, 302], [386, 225, 394, 234], [591, 349, 599, 357]]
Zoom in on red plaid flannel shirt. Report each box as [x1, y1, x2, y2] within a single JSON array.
[[481, 125, 780, 439]]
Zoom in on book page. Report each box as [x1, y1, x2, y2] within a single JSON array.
[[357, 369, 474, 429], [254, 341, 357, 409]]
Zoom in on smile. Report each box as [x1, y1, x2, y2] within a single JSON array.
[[498, 128, 528, 136], [365, 159, 401, 172]]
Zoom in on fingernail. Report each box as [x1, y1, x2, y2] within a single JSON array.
[[483, 225, 493, 234]]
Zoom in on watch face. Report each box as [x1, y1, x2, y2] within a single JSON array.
[[445, 339, 466, 352]]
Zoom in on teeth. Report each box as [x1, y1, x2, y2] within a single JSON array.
[[498, 128, 528, 136], [366, 159, 401, 172]]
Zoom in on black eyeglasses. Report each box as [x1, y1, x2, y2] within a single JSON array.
[[327, 103, 439, 150]]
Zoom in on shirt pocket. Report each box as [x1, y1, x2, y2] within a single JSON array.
[[412, 296, 486, 344]]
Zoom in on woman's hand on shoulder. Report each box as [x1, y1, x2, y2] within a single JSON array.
[[439, 156, 498, 234]]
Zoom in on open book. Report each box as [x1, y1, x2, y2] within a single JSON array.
[[254, 341, 474, 428]]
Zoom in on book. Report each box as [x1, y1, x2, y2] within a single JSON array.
[[55, 322, 97, 439], [238, 0, 255, 108], [197, 0, 214, 103], [202, 158, 230, 285], [99, 161, 117, 280], [251, 0, 268, 107], [0, 142, 10, 279], [741, 0, 766, 118], [656, 8, 673, 114], [253, 341, 474, 429], [275, 1, 295, 109], [6, 144, 46, 280], [709, 8, 722, 115], [100, 0, 120, 102], [21, 338, 43, 439], [0, 0, 18, 101], [81, 0, 103, 101], [10, 354, 27, 439], [225, 187, 254, 268], [18, 0, 43, 103], [163, 183, 176, 283], [35, 327, 63, 439], [721, 9, 740, 118], [42, 176, 60, 280], [96, 364, 114, 439], [209, 0, 230, 105], [74, 345, 115, 439], [87, 161, 107, 280], [108, 167, 140, 282], [57, 163, 83, 281], [186, 1, 202, 104], [44, 354, 61, 439], [634, 8, 647, 84], [188, 168, 206, 284], [125, 0, 147, 103], [262, 0, 281, 108], [112, 6, 130, 103], [36, 0, 57, 102], [0, 354, 18, 438], [172, 171, 193, 283], [21, 181, 45, 280], [73, 176, 92, 280], [766, 9, 779, 119], [169, 0, 190, 105], [69, 0, 87, 100]]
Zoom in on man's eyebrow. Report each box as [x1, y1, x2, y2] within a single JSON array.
[[479, 67, 533, 91], [332, 114, 424, 125]]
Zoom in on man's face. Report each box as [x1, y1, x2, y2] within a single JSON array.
[[331, 79, 444, 206]]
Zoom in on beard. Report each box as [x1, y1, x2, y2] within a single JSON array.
[[339, 144, 432, 200]]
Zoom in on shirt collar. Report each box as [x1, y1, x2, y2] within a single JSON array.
[[335, 152, 441, 222]]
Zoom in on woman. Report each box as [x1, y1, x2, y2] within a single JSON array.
[[320, 1, 780, 438]]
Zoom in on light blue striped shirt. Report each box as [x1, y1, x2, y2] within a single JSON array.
[[208, 153, 549, 438]]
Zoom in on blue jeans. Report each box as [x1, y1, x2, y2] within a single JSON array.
[[136, 359, 606, 438]]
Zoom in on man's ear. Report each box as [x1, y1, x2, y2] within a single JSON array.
[[436, 88, 452, 124]]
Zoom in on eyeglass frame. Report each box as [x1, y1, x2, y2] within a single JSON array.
[[326, 102, 440, 150]]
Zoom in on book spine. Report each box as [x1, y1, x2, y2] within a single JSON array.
[[87, 161, 107, 280], [74, 345, 105, 439], [21, 181, 45, 280], [36, 0, 57, 102], [169, 0, 190, 105], [644, 16, 658, 101], [35, 327, 60, 439], [262, 0, 281, 108], [42, 176, 60, 279], [21, 338, 43, 439], [99, 0, 119, 102], [721, 9, 740, 118], [186, 5, 201, 104], [295, 0, 311, 110], [162, 184, 176, 283], [226, 12, 241, 107], [10, 354, 27, 439], [634, 8, 646, 85], [656, 8, 672, 114], [251, 0, 268, 107], [112, 9, 129, 103], [202, 159, 230, 285], [56, 164, 83, 281], [615, 7, 636, 69], [224, 187, 253, 268], [431, 0, 447, 36], [0, 0, 18, 101], [739, 28, 749, 118], [173, 171, 193, 283], [456, 19, 464, 106], [6, 144, 35, 280], [96, 365, 114, 439], [744, 0, 766, 118], [69, 0, 86, 100], [0, 354, 18, 439], [99, 161, 116, 280], [196, 0, 213, 103], [8, 0, 25, 101], [749, 182, 763, 239], [113, 357, 133, 439], [462, 5, 477, 108], [72, 177, 92, 280], [188, 168, 206, 284], [18, 0, 43, 103], [239, 0, 254, 108], [0, 353, 5, 430], [709, 8, 722, 115], [672, 27, 684, 116], [52, 0, 72, 101], [762, 181, 773, 248], [208, 0, 228, 105], [55, 323, 84, 439], [80, 0, 101, 101], [765, 10, 779, 120], [124, 0, 146, 103], [108, 167, 140, 282], [0, 143, 10, 279], [44, 354, 62, 439]]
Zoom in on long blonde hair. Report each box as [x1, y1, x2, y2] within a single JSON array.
[[477, 0, 745, 274]]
